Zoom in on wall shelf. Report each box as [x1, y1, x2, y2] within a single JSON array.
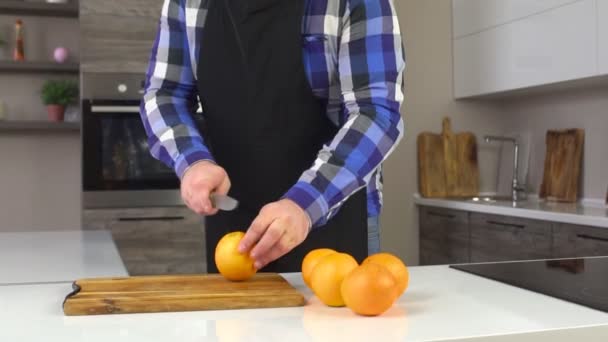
[[0, 120, 80, 133], [0, 61, 80, 74], [0, 1, 79, 18]]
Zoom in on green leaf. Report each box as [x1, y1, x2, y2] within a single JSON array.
[[41, 80, 79, 106]]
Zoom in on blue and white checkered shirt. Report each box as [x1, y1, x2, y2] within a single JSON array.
[[141, 0, 405, 228]]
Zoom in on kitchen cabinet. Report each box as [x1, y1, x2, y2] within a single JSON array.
[[80, 0, 163, 73], [419, 207, 470, 265], [452, 0, 577, 38], [470, 213, 552, 262], [453, 0, 598, 98], [553, 223, 608, 258], [83, 207, 206, 275], [600, 0, 608, 74]]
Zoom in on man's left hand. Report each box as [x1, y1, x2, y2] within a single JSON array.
[[238, 199, 311, 270]]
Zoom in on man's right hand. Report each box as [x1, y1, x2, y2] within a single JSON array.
[[180, 161, 231, 216]]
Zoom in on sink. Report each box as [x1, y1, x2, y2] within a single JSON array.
[[464, 196, 522, 203]]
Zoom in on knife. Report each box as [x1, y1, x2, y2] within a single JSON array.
[[210, 193, 239, 211]]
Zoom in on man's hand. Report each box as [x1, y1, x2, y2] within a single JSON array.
[[238, 199, 311, 269], [181, 161, 231, 216]]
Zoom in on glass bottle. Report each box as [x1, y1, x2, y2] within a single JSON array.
[[14, 19, 25, 62]]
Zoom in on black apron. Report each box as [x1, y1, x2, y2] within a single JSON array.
[[197, 0, 368, 273]]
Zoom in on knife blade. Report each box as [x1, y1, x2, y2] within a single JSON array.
[[210, 193, 239, 211]]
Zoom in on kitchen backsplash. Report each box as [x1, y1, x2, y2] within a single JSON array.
[[499, 85, 608, 200]]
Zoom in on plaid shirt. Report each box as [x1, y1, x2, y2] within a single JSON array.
[[141, 0, 405, 228]]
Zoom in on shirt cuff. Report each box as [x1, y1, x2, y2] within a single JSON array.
[[174, 150, 215, 180], [283, 181, 330, 229]]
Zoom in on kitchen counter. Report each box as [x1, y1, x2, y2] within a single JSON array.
[[2, 266, 607, 341], [414, 194, 608, 228], [0, 230, 127, 284]]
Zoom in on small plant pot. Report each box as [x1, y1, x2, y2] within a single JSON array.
[[47, 104, 66, 122]]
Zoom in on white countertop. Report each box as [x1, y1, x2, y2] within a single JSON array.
[[414, 194, 608, 228], [1, 267, 607, 341], [0, 230, 127, 284]]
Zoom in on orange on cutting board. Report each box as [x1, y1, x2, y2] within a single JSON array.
[[341, 263, 399, 316], [363, 253, 409, 296], [215, 231, 257, 281], [301, 248, 337, 288], [310, 253, 358, 307]]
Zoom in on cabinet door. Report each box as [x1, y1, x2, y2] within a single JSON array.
[[470, 213, 551, 262], [419, 207, 470, 265], [452, 0, 578, 38], [600, 0, 608, 74], [553, 223, 608, 258], [454, 0, 597, 98], [83, 207, 206, 275], [80, 0, 163, 73]]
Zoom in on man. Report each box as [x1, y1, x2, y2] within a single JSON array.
[[140, 0, 405, 272]]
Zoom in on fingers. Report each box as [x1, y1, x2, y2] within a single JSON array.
[[179, 161, 231, 216], [238, 205, 275, 253], [217, 176, 231, 196], [253, 222, 295, 270], [250, 218, 286, 261], [197, 187, 215, 214], [183, 184, 216, 215]]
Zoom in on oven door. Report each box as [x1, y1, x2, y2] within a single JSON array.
[[82, 100, 183, 207], [83, 99, 180, 191]]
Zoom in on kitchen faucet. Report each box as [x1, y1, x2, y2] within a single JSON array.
[[484, 135, 526, 202]]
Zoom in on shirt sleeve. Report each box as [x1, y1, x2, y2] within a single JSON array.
[[140, 0, 214, 179], [284, 0, 405, 228]]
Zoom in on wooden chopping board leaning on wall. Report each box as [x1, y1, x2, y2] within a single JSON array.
[[540, 129, 585, 203], [418, 117, 480, 198]]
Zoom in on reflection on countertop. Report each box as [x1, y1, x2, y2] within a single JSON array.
[[1, 269, 607, 341], [414, 194, 608, 228]]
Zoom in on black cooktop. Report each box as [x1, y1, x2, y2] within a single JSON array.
[[450, 257, 608, 313]]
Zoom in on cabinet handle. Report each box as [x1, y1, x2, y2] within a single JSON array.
[[577, 234, 608, 243], [486, 220, 525, 229], [427, 211, 456, 219], [118, 216, 185, 222]]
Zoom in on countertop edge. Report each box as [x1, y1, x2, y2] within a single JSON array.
[[414, 195, 608, 229]]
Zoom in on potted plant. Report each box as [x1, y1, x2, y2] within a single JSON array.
[[41, 80, 78, 122]]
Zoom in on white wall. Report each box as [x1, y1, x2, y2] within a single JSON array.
[[382, 0, 508, 265]]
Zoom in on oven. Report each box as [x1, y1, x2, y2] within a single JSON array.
[[81, 73, 188, 208]]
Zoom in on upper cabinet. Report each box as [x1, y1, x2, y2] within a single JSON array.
[[453, 0, 600, 99], [80, 0, 163, 74], [600, 0, 608, 74], [452, 0, 579, 38]]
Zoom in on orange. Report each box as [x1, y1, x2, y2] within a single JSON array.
[[363, 253, 409, 296], [301, 248, 337, 288], [310, 253, 358, 307], [215, 231, 257, 281], [341, 263, 399, 316]]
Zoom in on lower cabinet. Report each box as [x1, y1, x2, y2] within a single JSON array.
[[419, 207, 470, 265], [470, 213, 552, 262], [83, 207, 206, 275], [553, 223, 608, 258]]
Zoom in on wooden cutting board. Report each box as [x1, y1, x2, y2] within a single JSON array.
[[539, 129, 585, 203], [63, 273, 306, 316], [418, 129, 447, 198], [418, 117, 479, 198]]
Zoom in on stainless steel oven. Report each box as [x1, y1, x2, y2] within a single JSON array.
[[82, 73, 187, 208]]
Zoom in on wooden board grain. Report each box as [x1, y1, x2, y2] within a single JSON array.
[[417, 117, 479, 198], [63, 273, 305, 316], [539, 129, 584, 203], [418, 132, 447, 197], [442, 118, 479, 197]]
